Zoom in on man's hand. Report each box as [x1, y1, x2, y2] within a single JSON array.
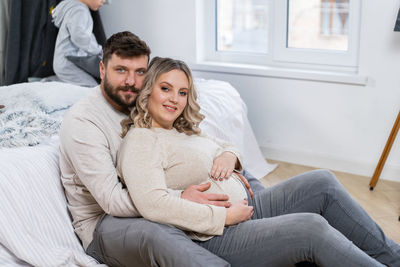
[[181, 182, 231, 208], [210, 152, 237, 180], [236, 173, 254, 199]]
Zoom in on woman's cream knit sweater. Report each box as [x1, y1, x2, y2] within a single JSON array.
[[117, 127, 247, 241]]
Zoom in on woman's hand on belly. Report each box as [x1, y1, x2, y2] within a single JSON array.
[[210, 152, 237, 180], [225, 200, 254, 226], [235, 172, 254, 199]]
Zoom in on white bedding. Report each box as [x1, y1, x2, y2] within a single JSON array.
[[196, 79, 276, 178], [0, 80, 275, 177], [0, 137, 102, 266], [0, 82, 91, 148], [0, 80, 276, 266]]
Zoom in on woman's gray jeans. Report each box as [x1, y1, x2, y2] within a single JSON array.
[[194, 169, 400, 267]]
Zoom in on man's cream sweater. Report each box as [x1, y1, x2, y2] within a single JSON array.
[[59, 87, 140, 249]]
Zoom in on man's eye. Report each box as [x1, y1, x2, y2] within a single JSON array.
[[137, 70, 145, 75], [117, 68, 125, 73]]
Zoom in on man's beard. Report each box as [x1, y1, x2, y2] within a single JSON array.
[[103, 74, 140, 109]]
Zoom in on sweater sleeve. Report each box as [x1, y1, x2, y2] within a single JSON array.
[[118, 129, 226, 236], [60, 115, 140, 217], [200, 133, 243, 172], [66, 7, 102, 55]]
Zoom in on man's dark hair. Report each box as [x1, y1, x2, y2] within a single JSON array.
[[102, 31, 151, 66]]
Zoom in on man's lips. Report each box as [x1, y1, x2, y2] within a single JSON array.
[[118, 86, 140, 94], [122, 91, 136, 95], [120, 89, 139, 97]]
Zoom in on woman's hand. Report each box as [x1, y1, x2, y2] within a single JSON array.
[[225, 200, 254, 226], [210, 152, 237, 180], [235, 173, 254, 199]]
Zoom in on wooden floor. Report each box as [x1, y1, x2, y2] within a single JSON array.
[[259, 160, 400, 244]]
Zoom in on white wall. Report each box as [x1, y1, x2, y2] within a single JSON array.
[[100, 0, 400, 182]]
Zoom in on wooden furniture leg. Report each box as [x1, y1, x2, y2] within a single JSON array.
[[368, 112, 400, 220], [369, 111, 400, 191]]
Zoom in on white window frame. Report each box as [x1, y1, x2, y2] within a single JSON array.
[[273, 0, 362, 68], [196, 0, 271, 66], [195, 0, 364, 79]]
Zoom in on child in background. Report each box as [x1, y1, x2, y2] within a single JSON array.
[[52, 0, 105, 87]]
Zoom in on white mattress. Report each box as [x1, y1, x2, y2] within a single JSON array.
[[0, 137, 103, 266]]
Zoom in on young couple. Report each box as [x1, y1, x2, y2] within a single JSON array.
[[59, 31, 400, 267]]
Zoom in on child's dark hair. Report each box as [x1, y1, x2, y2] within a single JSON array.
[[102, 31, 151, 66]]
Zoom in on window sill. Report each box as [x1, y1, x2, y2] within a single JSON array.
[[190, 61, 368, 86]]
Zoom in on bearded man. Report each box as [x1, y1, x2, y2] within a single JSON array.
[[59, 31, 263, 267]]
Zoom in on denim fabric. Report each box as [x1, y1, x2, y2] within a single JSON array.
[[195, 170, 400, 267], [242, 169, 265, 192], [87, 216, 230, 267]]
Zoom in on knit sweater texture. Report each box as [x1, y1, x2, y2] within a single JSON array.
[[117, 127, 247, 241]]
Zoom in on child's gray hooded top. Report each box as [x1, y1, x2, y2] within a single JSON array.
[[52, 0, 102, 87]]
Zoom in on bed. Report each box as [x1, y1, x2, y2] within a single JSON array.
[[0, 80, 276, 266]]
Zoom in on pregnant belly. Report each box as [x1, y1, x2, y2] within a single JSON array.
[[205, 174, 248, 204]]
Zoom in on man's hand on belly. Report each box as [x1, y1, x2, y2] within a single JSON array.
[[181, 182, 232, 208]]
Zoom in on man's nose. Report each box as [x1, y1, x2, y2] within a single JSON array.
[[125, 73, 135, 86]]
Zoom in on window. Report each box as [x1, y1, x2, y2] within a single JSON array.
[[217, 0, 269, 54], [197, 0, 362, 72], [288, 0, 350, 51]]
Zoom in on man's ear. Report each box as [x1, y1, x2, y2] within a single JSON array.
[[100, 61, 105, 80]]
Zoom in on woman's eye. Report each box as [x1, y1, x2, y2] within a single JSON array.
[[161, 87, 169, 91], [179, 91, 187, 96]]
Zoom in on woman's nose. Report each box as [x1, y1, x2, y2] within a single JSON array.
[[169, 93, 178, 103]]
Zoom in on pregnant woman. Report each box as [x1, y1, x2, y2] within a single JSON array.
[[117, 56, 400, 267]]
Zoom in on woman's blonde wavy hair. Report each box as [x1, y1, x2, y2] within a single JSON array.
[[121, 57, 204, 137]]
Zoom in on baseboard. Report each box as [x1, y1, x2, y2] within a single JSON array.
[[260, 145, 400, 183]]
